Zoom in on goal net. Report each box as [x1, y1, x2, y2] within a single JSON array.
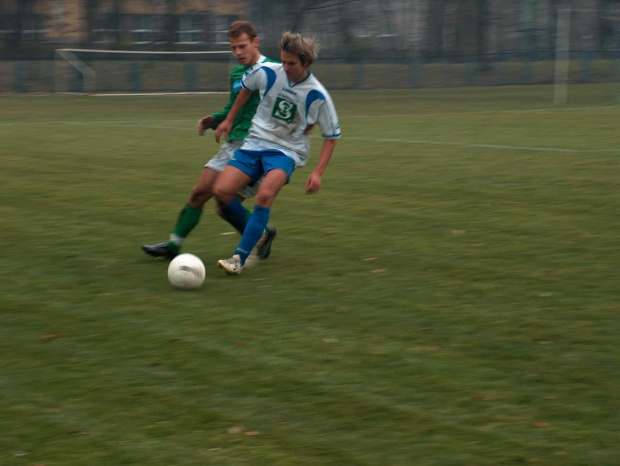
[[54, 49, 233, 95]]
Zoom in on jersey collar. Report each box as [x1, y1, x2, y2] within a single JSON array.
[[289, 69, 312, 87]]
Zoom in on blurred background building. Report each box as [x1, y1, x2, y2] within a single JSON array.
[[1, 0, 619, 93]]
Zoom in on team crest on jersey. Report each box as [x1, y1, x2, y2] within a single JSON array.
[[272, 97, 297, 123]]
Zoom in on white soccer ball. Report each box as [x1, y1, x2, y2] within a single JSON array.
[[167, 253, 205, 290]]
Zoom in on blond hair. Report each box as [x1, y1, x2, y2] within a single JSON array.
[[280, 31, 318, 66]]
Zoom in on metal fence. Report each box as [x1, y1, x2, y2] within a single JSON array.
[[1, 0, 619, 97], [3, 51, 619, 96]]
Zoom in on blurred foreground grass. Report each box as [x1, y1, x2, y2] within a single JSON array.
[[1, 85, 619, 465]]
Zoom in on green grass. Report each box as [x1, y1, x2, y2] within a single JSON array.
[[1, 85, 619, 465]]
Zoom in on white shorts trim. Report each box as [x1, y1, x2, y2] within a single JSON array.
[[204, 140, 243, 171]]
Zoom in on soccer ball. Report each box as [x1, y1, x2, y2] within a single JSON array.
[[167, 253, 205, 290]]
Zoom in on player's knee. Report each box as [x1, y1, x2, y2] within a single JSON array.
[[255, 191, 275, 207], [191, 183, 212, 198], [212, 183, 233, 205], [189, 185, 212, 207]]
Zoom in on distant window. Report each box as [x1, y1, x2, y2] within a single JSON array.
[[22, 15, 46, 42], [215, 15, 238, 45], [0, 14, 17, 38], [177, 15, 204, 44], [92, 13, 119, 45], [132, 14, 165, 44], [51, 0, 66, 29]]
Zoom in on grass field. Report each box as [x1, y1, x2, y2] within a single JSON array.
[[1, 85, 619, 465]]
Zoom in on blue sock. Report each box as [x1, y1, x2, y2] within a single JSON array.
[[235, 205, 270, 265], [219, 198, 249, 234]]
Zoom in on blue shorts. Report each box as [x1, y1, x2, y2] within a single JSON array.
[[229, 149, 296, 184]]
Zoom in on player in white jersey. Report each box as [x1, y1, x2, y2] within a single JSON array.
[[236, 61, 340, 168], [141, 21, 278, 262], [212, 31, 341, 275]]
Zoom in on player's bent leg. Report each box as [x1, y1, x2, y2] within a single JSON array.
[[212, 165, 253, 205], [143, 203, 201, 260], [254, 169, 289, 208], [256, 224, 277, 260], [217, 194, 252, 235], [142, 242, 178, 260], [251, 153, 294, 261], [234, 178, 276, 262], [219, 172, 286, 273], [218, 205, 270, 275], [249, 171, 287, 261], [142, 167, 220, 260], [170, 167, 221, 249], [217, 152, 289, 275], [188, 167, 220, 208], [213, 164, 253, 229]]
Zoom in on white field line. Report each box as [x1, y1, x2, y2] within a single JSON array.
[[1, 116, 617, 154], [340, 136, 618, 154], [342, 105, 620, 118], [92, 92, 228, 96], [1, 102, 617, 127], [0, 119, 192, 127]]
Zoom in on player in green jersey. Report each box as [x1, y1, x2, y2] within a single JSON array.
[[142, 21, 278, 261]]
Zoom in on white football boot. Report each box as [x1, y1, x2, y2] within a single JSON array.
[[217, 254, 243, 275]]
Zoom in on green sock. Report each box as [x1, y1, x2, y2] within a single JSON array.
[[169, 205, 202, 250]]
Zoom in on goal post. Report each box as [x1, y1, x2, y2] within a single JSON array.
[[54, 49, 233, 95], [553, 5, 620, 105], [55, 49, 97, 94], [553, 6, 571, 105]]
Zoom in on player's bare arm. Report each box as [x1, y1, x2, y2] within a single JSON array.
[[305, 139, 337, 193], [197, 115, 215, 136], [215, 88, 253, 143]]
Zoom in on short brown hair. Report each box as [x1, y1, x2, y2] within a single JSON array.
[[229, 20, 258, 40], [280, 31, 318, 66]]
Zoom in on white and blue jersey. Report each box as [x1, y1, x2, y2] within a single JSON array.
[[239, 62, 341, 168]]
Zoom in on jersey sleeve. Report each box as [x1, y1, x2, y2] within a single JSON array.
[[241, 67, 260, 91], [211, 65, 245, 125], [242, 64, 277, 97], [210, 94, 233, 127], [307, 90, 341, 139]]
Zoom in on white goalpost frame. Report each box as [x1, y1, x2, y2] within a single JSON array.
[[55, 49, 97, 94], [54, 48, 232, 95], [553, 6, 620, 105], [553, 6, 571, 105]]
